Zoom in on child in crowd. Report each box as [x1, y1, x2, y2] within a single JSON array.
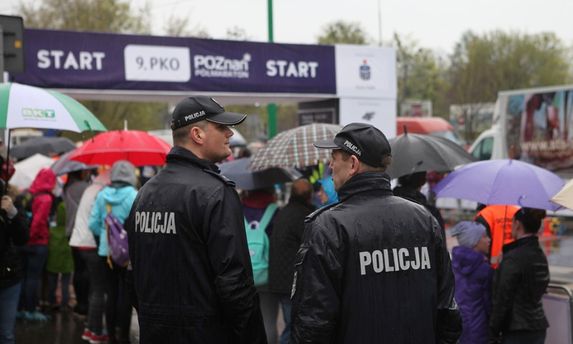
[[450, 221, 493, 344]]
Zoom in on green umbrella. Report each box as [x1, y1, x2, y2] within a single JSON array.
[[0, 82, 106, 132]]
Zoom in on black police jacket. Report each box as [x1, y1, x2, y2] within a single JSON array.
[[489, 235, 549, 337], [125, 146, 267, 344], [290, 172, 461, 344]]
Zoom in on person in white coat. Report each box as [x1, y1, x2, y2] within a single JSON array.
[[69, 171, 110, 343]]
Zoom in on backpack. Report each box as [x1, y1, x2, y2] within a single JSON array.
[[244, 204, 277, 287], [105, 204, 130, 268]]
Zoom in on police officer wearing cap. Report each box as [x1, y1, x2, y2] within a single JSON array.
[[125, 96, 267, 344], [290, 123, 461, 344]]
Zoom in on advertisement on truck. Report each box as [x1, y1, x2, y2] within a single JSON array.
[[507, 89, 573, 170], [470, 85, 573, 173]]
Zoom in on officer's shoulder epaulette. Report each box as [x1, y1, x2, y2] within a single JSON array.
[[203, 168, 236, 187], [305, 201, 341, 223]]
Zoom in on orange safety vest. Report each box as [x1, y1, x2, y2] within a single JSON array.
[[475, 205, 519, 268]]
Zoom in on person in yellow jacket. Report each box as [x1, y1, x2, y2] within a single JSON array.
[[474, 204, 519, 268]]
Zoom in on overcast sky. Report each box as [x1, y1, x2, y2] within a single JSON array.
[[2, 0, 573, 54]]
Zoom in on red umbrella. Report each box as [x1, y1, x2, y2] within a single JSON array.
[[69, 130, 171, 166]]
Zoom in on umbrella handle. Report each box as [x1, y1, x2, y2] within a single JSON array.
[[2, 129, 11, 196]]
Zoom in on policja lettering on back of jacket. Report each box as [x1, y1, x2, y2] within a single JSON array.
[[134, 211, 177, 234], [359, 247, 431, 275]]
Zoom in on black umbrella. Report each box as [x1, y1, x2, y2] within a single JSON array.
[[11, 136, 76, 160], [386, 132, 475, 179], [219, 157, 301, 190], [50, 150, 98, 176]]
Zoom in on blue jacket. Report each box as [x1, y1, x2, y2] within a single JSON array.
[[89, 185, 137, 257], [452, 245, 493, 344]]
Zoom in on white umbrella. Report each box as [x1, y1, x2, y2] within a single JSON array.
[[0, 82, 106, 191], [9, 153, 54, 191], [551, 179, 573, 210], [0, 83, 106, 132]]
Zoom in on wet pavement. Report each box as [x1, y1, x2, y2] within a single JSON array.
[[14, 309, 139, 344], [12, 232, 573, 343], [15, 310, 85, 344]]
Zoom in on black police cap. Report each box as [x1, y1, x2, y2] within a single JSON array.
[[171, 96, 247, 130], [314, 122, 391, 167]]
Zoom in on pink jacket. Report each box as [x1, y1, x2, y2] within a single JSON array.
[[27, 168, 56, 246]]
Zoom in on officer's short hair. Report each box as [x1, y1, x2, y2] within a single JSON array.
[[337, 150, 391, 172], [172, 120, 209, 146]]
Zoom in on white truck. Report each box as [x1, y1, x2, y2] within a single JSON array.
[[469, 84, 573, 176]]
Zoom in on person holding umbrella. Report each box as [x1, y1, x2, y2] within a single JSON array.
[[393, 171, 445, 233], [125, 96, 266, 344], [0, 180, 28, 343], [290, 123, 461, 343], [489, 208, 549, 344]]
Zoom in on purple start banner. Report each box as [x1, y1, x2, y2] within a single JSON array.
[[13, 29, 336, 94]]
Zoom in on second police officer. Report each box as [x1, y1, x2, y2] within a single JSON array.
[[290, 123, 461, 344]]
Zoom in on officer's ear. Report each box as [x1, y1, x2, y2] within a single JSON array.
[[349, 155, 361, 175], [190, 126, 205, 145]]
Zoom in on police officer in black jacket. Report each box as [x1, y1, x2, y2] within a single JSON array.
[[290, 123, 461, 344], [125, 96, 267, 344]]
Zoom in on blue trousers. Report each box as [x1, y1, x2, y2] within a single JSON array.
[[0, 282, 22, 344], [48, 272, 71, 306], [22, 245, 48, 312], [279, 294, 292, 344]]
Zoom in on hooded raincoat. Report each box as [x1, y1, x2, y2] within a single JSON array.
[[452, 246, 493, 344], [88, 182, 137, 258], [27, 168, 56, 246]]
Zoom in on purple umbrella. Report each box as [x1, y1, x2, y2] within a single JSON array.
[[434, 159, 564, 211]]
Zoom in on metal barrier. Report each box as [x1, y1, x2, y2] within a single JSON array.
[[543, 284, 573, 344]]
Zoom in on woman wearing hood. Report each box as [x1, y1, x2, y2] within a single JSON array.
[[21, 167, 56, 322], [88, 161, 137, 344], [451, 221, 493, 344]]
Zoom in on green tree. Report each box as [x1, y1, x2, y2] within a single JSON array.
[[19, 0, 151, 34], [164, 15, 210, 38], [317, 21, 370, 45], [226, 26, 251, 41], [447, 30, 573, 105], [393, 33, 449, 116]]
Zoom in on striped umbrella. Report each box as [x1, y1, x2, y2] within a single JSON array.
[[250, 123, 342, 171]]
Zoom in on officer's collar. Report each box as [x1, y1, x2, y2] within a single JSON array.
[[337, 172, 392, 201], [166, 146, 221, 173]]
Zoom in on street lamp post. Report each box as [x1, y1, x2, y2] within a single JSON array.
[[266, 0, 277, 138]]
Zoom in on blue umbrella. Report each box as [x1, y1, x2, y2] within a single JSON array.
[[219, 157, 301, 191], [434, 159, 564, 211]]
